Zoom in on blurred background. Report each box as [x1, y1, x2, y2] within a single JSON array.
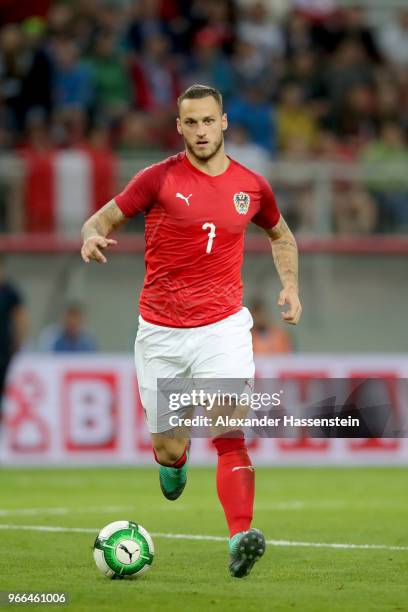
[[0, 0, 407, 464]]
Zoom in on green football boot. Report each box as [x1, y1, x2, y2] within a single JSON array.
[[159, 449, 189, 501], [229, 528, 266, 578]]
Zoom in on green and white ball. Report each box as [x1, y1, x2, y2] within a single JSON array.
[[93, 521, 154, 579]]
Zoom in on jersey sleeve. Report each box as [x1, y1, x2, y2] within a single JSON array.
[[114, 163, 162, 218], [251, 175, 281, 229]]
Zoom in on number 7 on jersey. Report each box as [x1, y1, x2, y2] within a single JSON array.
[[202, 222, 216, 254]]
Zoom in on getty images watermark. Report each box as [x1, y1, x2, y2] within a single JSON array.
[[166, 388, 359, 429], [168, 388, 283, 411], [156, 377, 408, 438]]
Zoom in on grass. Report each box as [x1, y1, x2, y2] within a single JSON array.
[[0, 467, 407, 611]]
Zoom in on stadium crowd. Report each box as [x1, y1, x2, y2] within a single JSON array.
[[0, 0, 408, 233]]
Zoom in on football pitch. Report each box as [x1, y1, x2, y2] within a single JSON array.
[[0, 467, 407, 612]]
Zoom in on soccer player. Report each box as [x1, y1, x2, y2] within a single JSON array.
[[81, 84, 302, 578]]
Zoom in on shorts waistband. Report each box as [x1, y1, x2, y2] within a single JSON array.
[[138, 307, 249, 331]]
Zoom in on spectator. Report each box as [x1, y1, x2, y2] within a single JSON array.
[[250, 299, 292, 355], [238, 1, 284, 59], [47, 4, 75, 41], [0, 24, 26, 132], [52, 38, 93, 112], [324, 39, 374, 113], [198, 0, 237, 52], [38, 302, 98, 353], [126, 0, 172, 54], [71, 5, 99, 56], [231, 39, 270, 89], [277, 82, 317, 153], [378, 9, 408, 67], [19, 17, 53, 129], [285, 50, 327, 105], [283, 9, 315, 58], [130, 33, 181, 111], [327, 83, 376, 148], [184, 29, 236, 100], [88, 31, 132, 121], [376, 83, 401, 125], [226, 124, 271, 175], [0, 255, 27, 420], [336, 6, 381, 62], [227, 87, 277, 153], [360, 122, 408, 229], [96, 1, 128, 39]]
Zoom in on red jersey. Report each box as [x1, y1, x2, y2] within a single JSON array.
[[115, 152, 280, 327]]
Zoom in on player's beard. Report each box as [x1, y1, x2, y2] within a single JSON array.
[[185, 132, 224, 163]]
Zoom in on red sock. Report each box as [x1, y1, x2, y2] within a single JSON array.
[[153, 446, 188, 468], [212, 433, 254, 537]]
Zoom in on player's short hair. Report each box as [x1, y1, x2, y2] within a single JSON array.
[[177, 84, 223, 112]]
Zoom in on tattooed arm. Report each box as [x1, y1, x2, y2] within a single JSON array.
[[81, 199, 127, 264], [264, 215, 302, 325]]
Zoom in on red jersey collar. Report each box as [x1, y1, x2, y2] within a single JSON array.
[[182, 151, 235, 179]]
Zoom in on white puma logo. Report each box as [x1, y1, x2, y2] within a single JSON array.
[[232, 466, 255, 472], [176, 192, 192, 206]]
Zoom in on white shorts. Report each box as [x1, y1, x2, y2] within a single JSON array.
[[134, 307, 255, 433]]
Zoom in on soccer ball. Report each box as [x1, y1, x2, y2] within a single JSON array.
[[93, 520, 154, 579]]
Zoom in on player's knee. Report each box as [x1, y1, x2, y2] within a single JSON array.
[[153, 442, 185, 466]]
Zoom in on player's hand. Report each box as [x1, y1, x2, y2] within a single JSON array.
[[278, 286, 302, 325], [81, 236, 117, 264]]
